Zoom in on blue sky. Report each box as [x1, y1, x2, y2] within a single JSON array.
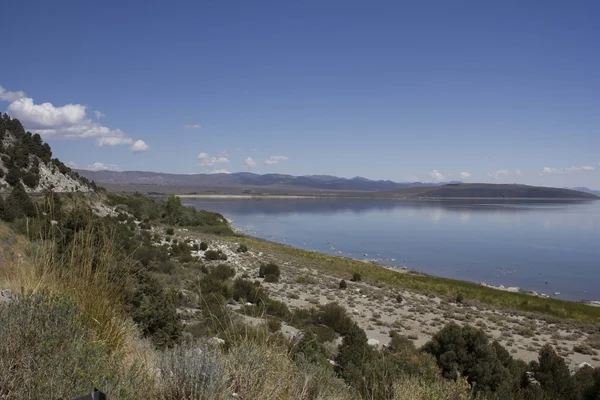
[[1, 0, 599, 188]]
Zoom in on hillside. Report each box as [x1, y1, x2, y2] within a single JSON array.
[[389, 183, 600, 200], [2, 113, 600, 398], [0, 113, 94, 194]]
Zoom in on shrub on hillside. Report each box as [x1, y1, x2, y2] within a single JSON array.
[[166, 227, 174, 235], [236, 244, 248, 253], [232, 278, 267, 304], [210, 264, 236, 281], [0, 294, 141, 398], [5, 166, 21, 186], [422, 322, 515, 394], [204, 249, 228, 261], [259, 263, 281, 281], [200, 241, 209, 251], [6, 183, 36, 218], [319, 303, 354, 335], [264, 273, 279, 283], [530, 344, 578, 400], [351, 272, 361, 282], [22, 170, 39, 188], [127, 269, 182, 347], [157, 343, 229, 400], [339, 279, 347, 289]]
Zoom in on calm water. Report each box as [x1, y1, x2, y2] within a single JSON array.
[[185, 198, 600, 302]]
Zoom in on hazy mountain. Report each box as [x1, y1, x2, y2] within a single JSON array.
[[571, 187, 600, 196], [393, 183, 600, 199], [75, 170, 441, 192]]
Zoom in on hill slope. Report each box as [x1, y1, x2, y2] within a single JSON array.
[[0, 113, 93, 194], [391, 183, 599, 199]]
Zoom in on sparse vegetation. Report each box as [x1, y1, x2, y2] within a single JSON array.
[[236, 243, 248, 253], [2, 113, 600, 400]]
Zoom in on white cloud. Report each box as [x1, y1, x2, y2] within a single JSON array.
[[245, 157, 257, 169], [486, 169, 522, 179], [87, 162, 120, 171], [130, 140, 149, 152], [197, 152, 229, 167], [0, 84, 148, 152], [460, 171, 471, 179], [96, 137, 134, 146], [539, 166, 595, 175], [211, 169, 230, 174], [264, 155, 288, 165], [184, 124, 201, 129], [428, 170, 445, 181], [67, 161, 79, 168], [0, 85, 26, 102]]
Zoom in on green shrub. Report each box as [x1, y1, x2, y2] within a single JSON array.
[[339, 279, 347, 289], [310, 324, 336, 343], [205, 249, 228, 261], [265, 299, 290, 320], [396, 294, 403, 304], [455, 292, 464, 303], [5, 166, 21, 186], [422, 322, 514, 394], [236, 244, 248, 253], [259, 263, 281, 280], [128, 270, 182, 347], [210, 264, 236, 281], [200, 241, 209, 251], [0, 294, 141, 398], [267, 318, 282, 332], [531, 344, 578, 399], [351, 272, 361, 282], [264, 273, 279, 283], [291, 331, 331, 366], [232, 278, 267, 304], [166, 227, 174, 235], [317, 303, 354, 336], [22, 171, 39, 188], [179, 252, 196, 264]]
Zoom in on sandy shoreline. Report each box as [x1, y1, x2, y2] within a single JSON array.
[[162, 226, 600, 369]]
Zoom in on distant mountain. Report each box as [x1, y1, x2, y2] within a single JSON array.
[[391, 183, 600, 200], [571, 187, 600, 196], [75, 170, 441, 192]]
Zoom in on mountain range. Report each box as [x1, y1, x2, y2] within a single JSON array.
[[75, 169, 599, 199], [74, 170, 443, 192]]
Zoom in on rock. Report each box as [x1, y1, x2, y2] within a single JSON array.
[[574, 362, 593, 373], [208, 337, 225, 345], [525, 371, 540, 386], [0, 289, 13, 302], [367, 338, 380, 347]]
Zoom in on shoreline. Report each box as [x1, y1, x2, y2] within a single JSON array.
[[229, 226, 600, 307], [176, 193, 597, 201]]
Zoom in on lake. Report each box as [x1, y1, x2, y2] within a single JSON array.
[[185, 198, 600, 302]]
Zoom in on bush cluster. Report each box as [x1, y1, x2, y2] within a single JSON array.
[[259, 263, 281, 282]]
